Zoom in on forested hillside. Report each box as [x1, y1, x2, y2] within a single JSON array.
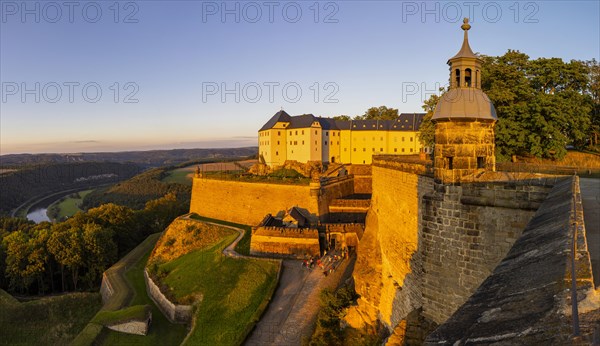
[[0, 162, 141, 215], [82, 167, 191, 210]]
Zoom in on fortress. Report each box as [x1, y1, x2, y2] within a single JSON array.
[[190, 19, 599, 344]]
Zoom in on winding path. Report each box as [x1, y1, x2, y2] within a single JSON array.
[[245, 256, 355, 346]]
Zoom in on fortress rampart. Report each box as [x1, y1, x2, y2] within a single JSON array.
[[348, 156, 560, 338], [190, 178, 316, 225], [190, 175, 354, 226]]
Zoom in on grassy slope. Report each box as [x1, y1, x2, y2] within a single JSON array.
[[156, 234, 279, 346], [147, 219, 279, 346], [189, 213, 252, 256], [161, 169, 193, 186], [0, 290, 102, 345], [91, 304, 151, 326]]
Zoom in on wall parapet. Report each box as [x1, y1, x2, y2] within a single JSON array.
[[144, 269, 193, 324], [372, 155, 433, 176], [251, 226, 320, 238], [329, 199, 371, 208]]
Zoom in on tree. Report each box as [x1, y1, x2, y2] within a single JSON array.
[[87, 203, 139, 256], [332, 115, 351, 121], [480, 51, 593, 160], [586, 59, 600, 147], [418, 93, 441, 149], [355, 106, 399, 120], [4, 231, 32, 293], [28, 226, 51, 294], [82, 223, 117, 289], [141, 193, 187, 233], [48, 224, 84, 291]]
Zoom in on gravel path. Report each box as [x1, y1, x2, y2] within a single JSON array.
[[246, 255, 355, 346]]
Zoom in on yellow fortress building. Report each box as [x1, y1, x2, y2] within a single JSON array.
[[258, 111, 427, 166]]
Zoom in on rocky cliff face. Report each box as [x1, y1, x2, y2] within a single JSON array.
[[346, 165, 431, 332]]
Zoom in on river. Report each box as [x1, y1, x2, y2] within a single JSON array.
[[27, 208, 51, 223]]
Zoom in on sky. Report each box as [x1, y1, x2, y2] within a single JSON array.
[[1, 0, 599, 155]]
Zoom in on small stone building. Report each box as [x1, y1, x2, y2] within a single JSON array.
[[250, 212, 321, 258], [432, 18, 497, 183]]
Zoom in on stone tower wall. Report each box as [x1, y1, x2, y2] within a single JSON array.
[[348, 162, 434, 330], [434, 120, 495, 183]]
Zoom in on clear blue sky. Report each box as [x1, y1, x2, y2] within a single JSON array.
[[1, 0, 598, 154]]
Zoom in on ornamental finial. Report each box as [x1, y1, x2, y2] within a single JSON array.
[[461, 18, 471, 31]]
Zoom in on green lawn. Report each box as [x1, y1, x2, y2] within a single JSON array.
[[47, 189, 93, 221], [161, 169, 194, 186], [0, 290, 102, 345], [153, 228, 280, 346], [202, 170, 310, 185], [91, 304, 151, 326]]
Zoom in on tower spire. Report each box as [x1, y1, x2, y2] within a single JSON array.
[[449, 18, 477, 62]]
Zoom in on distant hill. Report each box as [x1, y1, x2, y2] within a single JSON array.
[[0, 147, 258, 168]]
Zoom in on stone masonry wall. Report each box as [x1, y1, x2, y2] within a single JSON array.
[[420, 178, 555, 324], [426, 176, 597, 344], [190, 178, 316, 225], [433, 120, 495, 183], [348, 157, 558, 337], [190, 176, 354, 226], [317, 176, 355, 220], [250, 226, 321, 258], [348, 164, 372, 194]]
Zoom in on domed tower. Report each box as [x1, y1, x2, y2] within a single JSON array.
[[432, 18, 497, 183]]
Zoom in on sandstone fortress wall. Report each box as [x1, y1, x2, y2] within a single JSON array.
[[190, 178, 315, 225], [189, 175, 354, 226]]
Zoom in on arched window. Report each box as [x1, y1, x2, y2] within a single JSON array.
[[465, 68, 472, 87], [455, 69, 461, 88]]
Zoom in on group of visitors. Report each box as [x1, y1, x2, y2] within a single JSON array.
[[301, 245, 350, 277]]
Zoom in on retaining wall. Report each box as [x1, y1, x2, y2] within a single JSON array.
[[144, 269, 193, 324]]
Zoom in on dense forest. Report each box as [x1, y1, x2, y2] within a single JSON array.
[[0, 193, 186, 295], [0, 162, 141, 215]]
